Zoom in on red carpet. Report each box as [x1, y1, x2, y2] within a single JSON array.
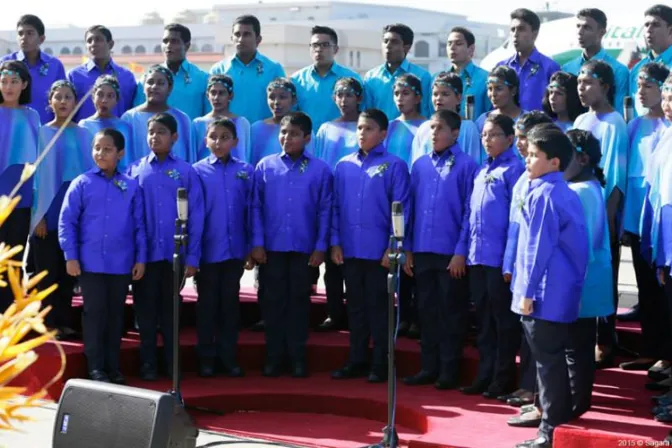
[[10, 288, 671, 447]]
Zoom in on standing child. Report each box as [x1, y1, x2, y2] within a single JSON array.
[[251, 112, 332, 377], [193, 118, 253, 378], [59, 129, 146, 384], [127, 112, 204, 380], [0, 61, 39, 312], [122, 65, 194, 163], [402, 109, 478, 389], [541, 72, 586, 132], [79, 75, 136, 170], [564, 129, 615, 417], [330, 109, 410, 383], [512, 125, 589, 448], [192, 75, 250, 162], [475, 66, 523, 133], [31, 80, 93, 339]]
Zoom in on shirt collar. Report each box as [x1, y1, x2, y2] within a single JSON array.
[[359, 143, 385, 158], [431, 142, 460, 160], [148, 151, 176, 163], [529, 171, 564, 191], [91, 166, 120, 177], [487, 147, 517, 166], [281, 150, 311, 161], [310, 62, 344, 77], [582, 48, 607, 63], [208, 154, 241, 165], [233, 51, 262, 66], [649, 44, 672, 64], [16, 50, 47, 64], [386, 58, 410, 75], [511, 47, 541, 66], [452, 60, 475, 76], [85, 58, 118, 73]]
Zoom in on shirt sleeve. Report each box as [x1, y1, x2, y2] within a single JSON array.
[[132, 184, 147, 264], [522, 191, 560, 298], [405, 163, 417, 252], [330, 164, 342, 248], [55, 60, 66, 81], [185, 166, 204, 267], [243, 164, 255, 254], [133, 82, 145, 108], [251, 163, 265, 248], [315, 166, 333, 252], [455, 160, 478, 257], [390, 159, 411, 239], [614, 65, 630, 117], [58, 179, 83, 261], [421, 71, 433, 119], [662, 204, 672, 269]]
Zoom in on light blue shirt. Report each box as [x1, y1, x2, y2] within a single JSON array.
[[363, 59, 432, 120], [629, 45, 672, 117], [440, 61, 491, 119], [210, 52, 286, 123], [562, 48, 629, 117], [134, 60, 210, 121], [291, 63, 362, 131]]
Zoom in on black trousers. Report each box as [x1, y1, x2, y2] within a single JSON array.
[[399, 271, 417, 325], [325, 250, 346, 323], [134, 261, 180, 370], [662, 268, 672, 350], [522, 316, 573, 441], [519, 335, 536, 391], [566, 317, 597, 418], [597, 241, 621, 347], [196, 259, 244, 366], [343, 258, 388, 367], [470, 265, 520, 388], [79, 272, 131, 373], [31, 232, 74, 329], [415, 253, 468, 377], [0, 208, 30, 312], [261, 251, 312, 364]]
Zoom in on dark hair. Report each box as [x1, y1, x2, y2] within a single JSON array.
[[394, 73, 423, 96], [233, 15, 261, 36], [645, 5, 672, 26], [48, 80, 77, 101], [383, 24, 414, 46], [580, 60, 615, 106], [95, 128, 125, 151], [542, 71, 586, 121], [577, 8, 608, 29], [93, 74, 120, 99], [85, 25, 112, 42], [0, 61, 32, 105], [164, 23, 191, 44], [359, 108, 389, 131], [207, 118, 238, 139], [567, 129, 606, 186], [311, 26, 338, 45], [148, 112, 178, 135], [17, 15, 45, 36], [489, 65, 520, 106], [485, 113, 515, 137], [334, 77, 363, 98], [527, 125, 574, 171], [516, 111, 554, 135], [432, 109, 461, 131], [280, 112, 313, 137], [449, 26, 475, 47], [510, 8, 541, 32], [638, 62, 671, 87], [267, 77, 297, 97]]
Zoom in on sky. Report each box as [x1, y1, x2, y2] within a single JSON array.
[[0, 0, 646, 30]]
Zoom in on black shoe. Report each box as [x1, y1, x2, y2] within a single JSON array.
[[368, 367, 387, 383], [434, 373, 458, 390], [317, 317, 344, 332], [483, 384, 513, 399], [616, 304, 640, 322], [397, 321, 410, 336], [407, 323, 421, 339], [459, 380, 489, 395], [403, 370, 437, 386], [140, 363, 158, 381], [331, 363, 369, 380], [107, 371, 126, 385], [199, 358, 215, 378], [262, 363, 281, 377], [646, 378, 672, 391], [221, 364, 245, 378], [250, 320, 265, 332], [89, 370, 110, 382], [292, 362, 308, 378], [515, 436, 551, 448]]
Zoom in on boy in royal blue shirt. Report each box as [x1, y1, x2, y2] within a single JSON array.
[[193, 118, 254, 378], [251, 112, 333, 378], [512, 126, 589, 448], [128, 113, 204, 381], [330, 109, 410, 383], [59, 129, 146, 385], [402, 110, 478, 389]]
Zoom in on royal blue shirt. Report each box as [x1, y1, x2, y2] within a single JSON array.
[[409, 144, 478, 255], [58, 168, 146, 275], [1, 50, 66, 124], [468, 148, 525, 268], [496, 48, 560, 112], [331, 144, 410, 260], [67, 58, 137, 121], [128, 152, 204, 267], [193, 155, 253, 263], [511, 172, 589, 323], [251, 151, 332, 254]]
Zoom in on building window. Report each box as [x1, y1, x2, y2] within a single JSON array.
[[349, 51, 353, 67], [60, 47, 71, 55], [72, 46, 83, 55], [121, 45, 133, 55], [190, 44, 199, 53], [414, 40, 429, 58], [202, 44, 214, 53], [135, 45, 146, 54], [438, 41, 447, 57], [44, 47, 53, 55], [154, 45, 162, 54], [356, 51, 361, 68]]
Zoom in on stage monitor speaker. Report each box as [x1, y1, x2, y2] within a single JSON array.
[[52, 379, 198, 448]]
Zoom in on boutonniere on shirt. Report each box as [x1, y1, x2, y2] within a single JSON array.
[[236, 170, 249, 180], [256, 61, 264, 76], [463, 71, 472, 89], [39, 63, 49, 77], [529, 63, 540, 77], [516, 195, 525, 211], [183, 71, 192, 85], [113, 179, 128, 192], [484, 173, 497, 184], [298, 159, 309, 174], [374, 162, 390, 177], [166, 169, 181, 181], [441, 154, 456, 173]]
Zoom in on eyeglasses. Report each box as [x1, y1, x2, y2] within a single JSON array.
[[480, 132, 505, 140], [309, 42, 333, 50]]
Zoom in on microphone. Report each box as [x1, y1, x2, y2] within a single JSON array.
[[624, 96, 634, 123], [177, 188, 188, 222], [391, 201, 404, 241], [465, 94, 475, 121]]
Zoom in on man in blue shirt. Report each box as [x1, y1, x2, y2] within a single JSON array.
[[330, 109, 410, 383], [629, 5, 672, 116], [211, 15, 286, 123], [134, 24, 209, 120], [67, 25, 137, 121], [363, 24, 432, 120], [512, 126, 588, 448], [1, 14, 66, 123], [402, 110, 478, 390], [251, 112, 332, 378], [561, 9, 629, 117], [292, 26, 362, 131], [193, 118, 253, 378], [444, 27, 491, 120], [497, 9, 560, 112]]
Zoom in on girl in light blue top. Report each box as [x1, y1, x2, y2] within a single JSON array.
[[385, 73, 426, 168], [541, 71, 586, 133]]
